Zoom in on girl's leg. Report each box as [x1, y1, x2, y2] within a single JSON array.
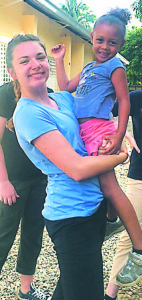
[[45, 200, 107, 300], [99, 170, 142, 250]]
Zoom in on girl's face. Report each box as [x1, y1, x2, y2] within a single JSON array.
[[90, 23, 125, 65], [8, 41, 49, 90]]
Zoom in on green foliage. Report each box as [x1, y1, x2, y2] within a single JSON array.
[[131, 0, 142, 21], [61, 0, 96, 31], [120, 26, 142, 85]]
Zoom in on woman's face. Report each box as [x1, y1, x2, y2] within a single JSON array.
[[9, 41, 50, 90]]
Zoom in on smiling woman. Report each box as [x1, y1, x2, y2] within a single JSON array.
[[6, 33, 128, 300]]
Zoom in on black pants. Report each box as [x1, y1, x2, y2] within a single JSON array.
[[0, 177, 47, 275], [45, 200, 107, 300]]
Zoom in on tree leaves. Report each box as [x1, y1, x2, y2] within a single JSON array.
[[131, 0, 142, 22], [120, 27, 142, 85], [61, 0, 96, 30]]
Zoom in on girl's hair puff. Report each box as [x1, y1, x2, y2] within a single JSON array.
[[6, 34, 47, 102], [93, 8, 132, 39]]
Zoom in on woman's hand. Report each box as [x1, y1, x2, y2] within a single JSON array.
[[98, 139, 129, 163], [98, 139, 111, 155], [6, 117, 14, 132], [0, 180, 19, 205]]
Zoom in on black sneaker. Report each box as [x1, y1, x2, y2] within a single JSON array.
[[105, 217, 124, 241], [18, 283, 51, 300]]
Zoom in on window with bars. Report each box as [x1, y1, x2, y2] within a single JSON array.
[[0, 42, 11, 86], [48, 56, 57, 92]]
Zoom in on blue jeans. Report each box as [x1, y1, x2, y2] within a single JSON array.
[[0, 176, 47, 275], [45, 200, 107, 300]]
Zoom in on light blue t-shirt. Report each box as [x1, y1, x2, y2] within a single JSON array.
[[13, 91, 103, 220], [75, 57, 125, 119]]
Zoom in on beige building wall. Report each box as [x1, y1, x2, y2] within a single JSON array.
[[60, 36, 72, 79], [71, 42, 84, 78], [21, 15, 38, 36], [84, 43, 94, 65], [0, 2, 24, 38], [0, 1, 94, 90]]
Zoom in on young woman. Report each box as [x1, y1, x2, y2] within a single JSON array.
[[6, 33, 128, 300]]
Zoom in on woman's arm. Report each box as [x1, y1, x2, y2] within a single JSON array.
[[0, 116, 18, 205], [33, 129, 128, 181], [51, 44, 80, 92]]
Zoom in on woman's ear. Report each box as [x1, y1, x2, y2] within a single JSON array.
[[7, 68, 17, 80]]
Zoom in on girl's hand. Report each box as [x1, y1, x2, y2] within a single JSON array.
[[99, 133, 123, 155], [98, 140, 129, 165], [51, 44, 66, 60], [0, 180, 19, 205]]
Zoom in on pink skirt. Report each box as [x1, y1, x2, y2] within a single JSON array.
[[80, 119, 116, 156]]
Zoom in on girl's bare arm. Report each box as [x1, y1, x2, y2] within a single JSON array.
[[51, 44, 80, 92], [104, 68, 130, 154]]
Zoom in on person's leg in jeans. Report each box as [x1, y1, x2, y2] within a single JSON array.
[[0, 179, 29, 272], [16, 177, 47, 293], [45, 200, 107, 300], [105, 178, 142, 299]]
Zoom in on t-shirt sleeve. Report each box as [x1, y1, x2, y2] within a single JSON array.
[[14, 104, 58, 144], [0, 82, 16, 119], [108, 57, 126, 78]]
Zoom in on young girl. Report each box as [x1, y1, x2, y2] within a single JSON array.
[[6, 33, 127, 300], [51, 8, 142, 284]]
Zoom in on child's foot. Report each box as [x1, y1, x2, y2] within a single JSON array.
[[105, 217, 124, 241], [116, 250, 142, 286]]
